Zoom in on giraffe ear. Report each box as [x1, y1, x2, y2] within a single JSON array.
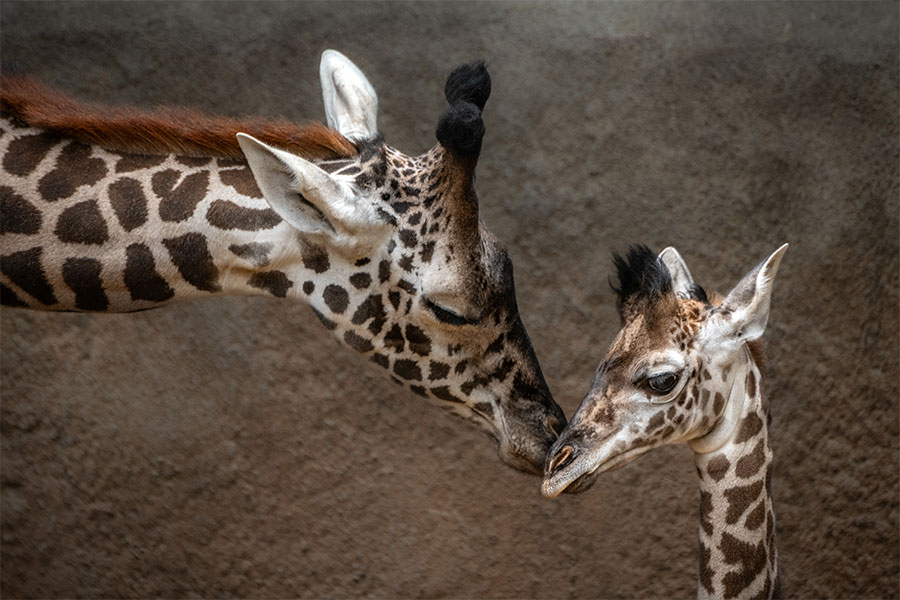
[[320, 50, 378, 142], [715, 244, 789, 343], [236, 133, 378, 242], [658, 247, 695, 299]]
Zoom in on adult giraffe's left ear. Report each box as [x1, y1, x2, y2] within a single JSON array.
[[320, 49, 378, 142], [236, 133, 386, 252], [716, 244, 789, 343]]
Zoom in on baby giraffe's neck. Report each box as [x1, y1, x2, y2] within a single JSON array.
[[692, 350, 782, 600]]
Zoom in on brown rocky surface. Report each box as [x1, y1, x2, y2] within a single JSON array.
[[1, 2, 897, 598]]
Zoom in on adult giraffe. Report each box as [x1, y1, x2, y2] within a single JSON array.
[[543, 244, 788, 598], [0, 50, 566, 474]]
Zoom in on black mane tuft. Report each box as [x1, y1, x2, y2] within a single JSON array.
[[688, 283, 709, 304], [444, 61, 491, 111], [611, 245, 673, 314], [435, 101, 484, 157]]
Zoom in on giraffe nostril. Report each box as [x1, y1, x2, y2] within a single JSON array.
[[546, 445, 575, 476]]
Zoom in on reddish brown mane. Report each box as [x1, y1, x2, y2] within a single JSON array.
[[0, 75, 358, 160]]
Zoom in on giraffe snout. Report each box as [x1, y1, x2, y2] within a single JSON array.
[[541, 437, 600, 496]]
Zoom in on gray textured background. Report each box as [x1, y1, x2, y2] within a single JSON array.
[[1, 2, 897, 598]]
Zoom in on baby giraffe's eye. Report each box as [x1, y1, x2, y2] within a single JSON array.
[[646, 372, 679, 394]]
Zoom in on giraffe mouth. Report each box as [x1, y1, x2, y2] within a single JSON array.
[[541, 444, 650, 497]]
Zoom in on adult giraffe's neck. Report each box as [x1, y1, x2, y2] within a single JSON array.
[[691, 349, 782, 600], [0, 117, 309, 311]]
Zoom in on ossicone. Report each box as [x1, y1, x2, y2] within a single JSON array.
[[611, 244, 673, 315], [436, 101, 484, 157], [435, 61, 490, 160], [443, 61, 491, 110]]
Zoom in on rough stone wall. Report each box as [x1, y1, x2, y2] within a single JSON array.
[[1, 2, 897, 598]]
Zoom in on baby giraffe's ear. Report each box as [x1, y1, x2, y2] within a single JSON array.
[[717, 244, 789, 343], [658, 247, 695, 299], [319, 49, 378, 142]]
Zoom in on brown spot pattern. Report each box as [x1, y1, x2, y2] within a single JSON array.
[[706, 454, 731, 482], [248, 270, 293, 298], [108, 177, 148, 231], [405, 324, 431, 356], [114, 153, 167, 173], [699, 540, 714, 595], [645, 411, 665, 433], [349, 273, 372, 289], [301, 241, 330, 274], [175, 155, 210, 167], [429, 361, 450, 380], [0, 283, 28, 307], [0, 247, 57, 305], [699, 490, 713, 536], [734, 413, 764, 444], [736, 440, 766, 478], [746, 370, 757, 399], [161, 232, 221, 292], [207, 199, 281, 231], [393, 359, 422, 381], [713, 392, 725, 415], [62, 257, 108, 311], [0, 186, 41, 234], [322, 284, 349, 314], [719, 531, 768, 599], [431, 386, 462, 403], [724, 480, 764, 524], [124, 243, 175, 302], [384, 324, 404, 353], [228, 242, 272, 267], [152, 169, 209, 222], [38, 142, 107, 201], [4, 131, 60, 176], [745, 500, 766, 531], [351, 294, 387, 335], [343, 330, 374, 353], [55, 199, 109, 245], [219, 167, 263, 198]]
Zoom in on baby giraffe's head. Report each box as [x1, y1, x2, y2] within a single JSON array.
[[542, 244, 787, 496]]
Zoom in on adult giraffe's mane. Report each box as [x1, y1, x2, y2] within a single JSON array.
[[0, 75, 358, 160]]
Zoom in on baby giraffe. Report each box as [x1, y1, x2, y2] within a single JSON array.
[[542, 244, 788, 599]]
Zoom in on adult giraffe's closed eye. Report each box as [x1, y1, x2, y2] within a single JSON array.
[[543, 244, 788, 599], [0, 50, 566, 475]]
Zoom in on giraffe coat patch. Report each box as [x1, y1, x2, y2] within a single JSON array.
[[219, 166, 263, 198], [247, 270, 293, 298], [39, 142, 107, 202], [1, 247, 57, 305], [162, 233, 221, 292], [114, 153, 166, 173], [4, 132, 61, 176], [207, 199, 281, 231], [152, 169, 209, 222], [55, 199, 109, 245], [124, 243, 175, 302], [62, 257, 109, 311], [108, 177, 149, 231], [0, 187, 41, 234]]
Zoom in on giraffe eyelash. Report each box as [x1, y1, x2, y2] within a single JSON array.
[[424, 299, 473, 326]]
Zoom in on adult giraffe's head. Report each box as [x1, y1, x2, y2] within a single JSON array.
[[237, 51, 566, 474], [542, 244, 787, 495]]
